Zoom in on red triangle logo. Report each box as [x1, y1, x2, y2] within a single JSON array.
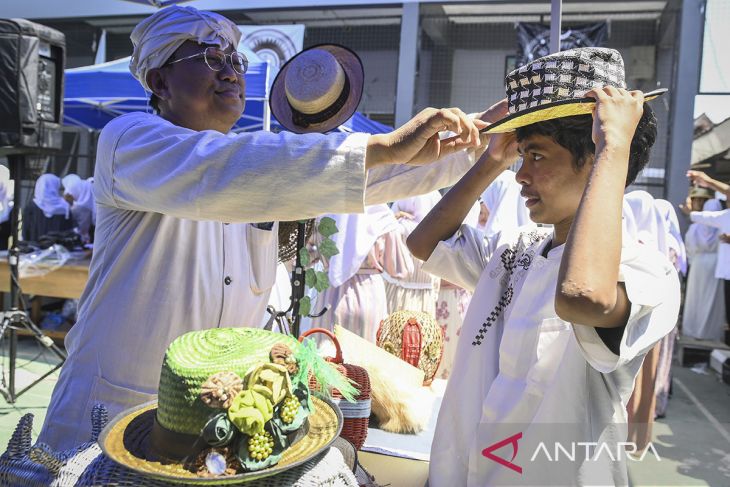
[[481, 432, 523, 474]]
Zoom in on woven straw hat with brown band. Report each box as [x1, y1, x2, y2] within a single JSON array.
[[98, 328, 343, 484], [270, 44, 364, 134], [483, 47, 667, 134]]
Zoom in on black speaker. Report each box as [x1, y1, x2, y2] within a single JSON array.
[[0, 18, 65, 156]]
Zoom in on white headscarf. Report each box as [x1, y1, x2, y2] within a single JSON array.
[[480, 169, 534, 239], [0, 166, 12, 224], [324, 204, 399, 288], [685, 199, 722, 255], [390, 191, 441, 233], [33, 174, 70, 219], [61, 174, 81, 192], [655, 199, 687, 275], [63, 175, 96, 220], [129, 6, 242, 92], [624, 190, 668, 255]]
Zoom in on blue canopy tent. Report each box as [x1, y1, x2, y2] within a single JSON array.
[[64, 56, 391, 135], [63, 56, 271, 132]]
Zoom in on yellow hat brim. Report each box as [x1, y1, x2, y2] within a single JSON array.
[[99, 396, 341, 485], [484, 88, 667, 134]]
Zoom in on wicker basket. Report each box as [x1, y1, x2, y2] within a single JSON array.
[[299, 328, 371, 450], [376, 310, 444, 386]]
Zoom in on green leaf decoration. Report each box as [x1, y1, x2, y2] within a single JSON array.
[[314, 271, 330, 293], [318, 217, 338, 238], [319, 237, 340, 258], [298, 247, 310, 267], [292, 338, 360, 403], [298, 296, 311, 317], [304, 269, 316, 289]]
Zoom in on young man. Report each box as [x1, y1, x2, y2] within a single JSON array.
[[38, 6, 490, 450], [408, 48, 680, 485]]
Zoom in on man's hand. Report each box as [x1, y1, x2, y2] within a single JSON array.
[[586, 86, 644, 151], [365, 107, 487, 168], [394, 211, 414, 221], [679, 195, 692, 216], [687, 170, 713, 189], [720, 233, 730, 244]]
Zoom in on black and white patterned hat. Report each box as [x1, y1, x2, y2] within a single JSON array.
[[484, 47, 666, 133]]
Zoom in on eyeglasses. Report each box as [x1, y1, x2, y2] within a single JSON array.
[[164, 47, 249, 75]]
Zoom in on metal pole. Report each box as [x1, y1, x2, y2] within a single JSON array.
[[550, 0, 563, 54], [666, 0, 704, 213], [395, 2, 420, 128]]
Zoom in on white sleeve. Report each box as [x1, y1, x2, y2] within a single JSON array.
[[93, 113, 368, 223], [420, 224, 496, 292], [571, 243, 681, 373], [690, 209, 730, 233], [363, 148, 477, 205]]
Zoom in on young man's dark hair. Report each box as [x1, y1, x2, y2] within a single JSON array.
[[515, 104, 657, 187]]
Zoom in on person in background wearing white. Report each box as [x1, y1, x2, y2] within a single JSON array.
[[21, 174, 74, 243], [0, 166, 13, 250], [479, 168, 535, 241], [653, 198, 685, 418], [312, 205, 413, 342], [384, 192, 442, 317], [685, 170, 730, 330], [62, 173, 96, 243], [681, 187, 725, 341]]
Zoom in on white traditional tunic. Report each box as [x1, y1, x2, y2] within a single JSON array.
[[39, 112, 477, 449], [690, 208, 730, 280], [424, 225, 679, 487], [683, 200, 726, 341]]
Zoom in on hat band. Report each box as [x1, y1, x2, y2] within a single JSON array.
[[289, 74, 351, 128], [149, 414, 209, 462]]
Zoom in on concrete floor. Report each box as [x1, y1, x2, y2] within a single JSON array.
[[0, 337, 728, 486]]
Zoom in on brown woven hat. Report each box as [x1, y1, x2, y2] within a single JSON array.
[[484, 47, 667, 134], [689, 186, 714, 199], [270, 44, 364, 134], [98, 328, 344, 484]]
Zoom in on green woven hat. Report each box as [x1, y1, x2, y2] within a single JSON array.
[[99, 328, 345, 484]]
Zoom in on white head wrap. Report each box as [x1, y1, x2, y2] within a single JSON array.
[[480, 170, 534, 239], [391, 191, 441, 222], [34, 174, 70, 219], [61, 174, 81, 192], [129, 5, 242, 92], [654, 199, 687, 275], [685, 199, 722, 255], [63, 175, 96, 221], [0, 166, 12, 224], [624, 190, 668, 255]]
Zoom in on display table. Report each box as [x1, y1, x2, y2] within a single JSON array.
[[0, 254, 90, 339], [0, 256, 90, 299]]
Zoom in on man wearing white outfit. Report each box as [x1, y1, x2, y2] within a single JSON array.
[[39, 6, 490, 449]]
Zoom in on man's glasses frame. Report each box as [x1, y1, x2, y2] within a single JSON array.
[[164, 47, 249, 75]]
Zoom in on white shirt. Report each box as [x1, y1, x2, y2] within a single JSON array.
[[424, 225, 679, 487], [39, 112, 477, 450], [691, 208, 730, 279]]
